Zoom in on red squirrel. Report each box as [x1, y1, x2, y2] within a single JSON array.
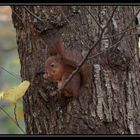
[[44, 38, 91, 97]]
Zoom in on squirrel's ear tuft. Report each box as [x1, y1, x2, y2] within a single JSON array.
[[48, 37, 64, 57]]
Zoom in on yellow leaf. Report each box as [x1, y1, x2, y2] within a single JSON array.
[[1, 80, 30, 103]]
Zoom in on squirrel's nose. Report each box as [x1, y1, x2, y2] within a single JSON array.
[[43, 73, 52, 80]]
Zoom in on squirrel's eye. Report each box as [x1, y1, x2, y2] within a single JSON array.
[[50, 63, 55, 68]]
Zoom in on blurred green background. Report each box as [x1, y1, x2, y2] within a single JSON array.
[[0, 6, 25, 134]]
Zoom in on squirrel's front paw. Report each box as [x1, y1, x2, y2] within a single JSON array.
[[50, 89, 61, 96], [50, 91, 57, 96], [57, 82, 63, 89]]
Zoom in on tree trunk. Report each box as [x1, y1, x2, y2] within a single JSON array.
[[11, 6, 140, 134]]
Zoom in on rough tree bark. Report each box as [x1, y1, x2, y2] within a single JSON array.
[[11, 6, 140, 134]]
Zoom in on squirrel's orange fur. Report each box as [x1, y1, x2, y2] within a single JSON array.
[[44, 38, 91, 97]]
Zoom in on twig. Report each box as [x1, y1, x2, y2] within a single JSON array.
[[60, 31, 103, 90], [0, 105, 25, 134], [89, 30, 140, 59], [0, 65, 21, 81], [102, 24, 140, 40], [102, 6, 118, 30], [12, 8, 24, 23], [89, 8, 140, 59], [115, 8, 140, 49], [89, 35, 128, 59], [84, 6, 102, 29], [0, 46, 17, 52], [23, 6, 45, 24], [60, 6, 117, 90]]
